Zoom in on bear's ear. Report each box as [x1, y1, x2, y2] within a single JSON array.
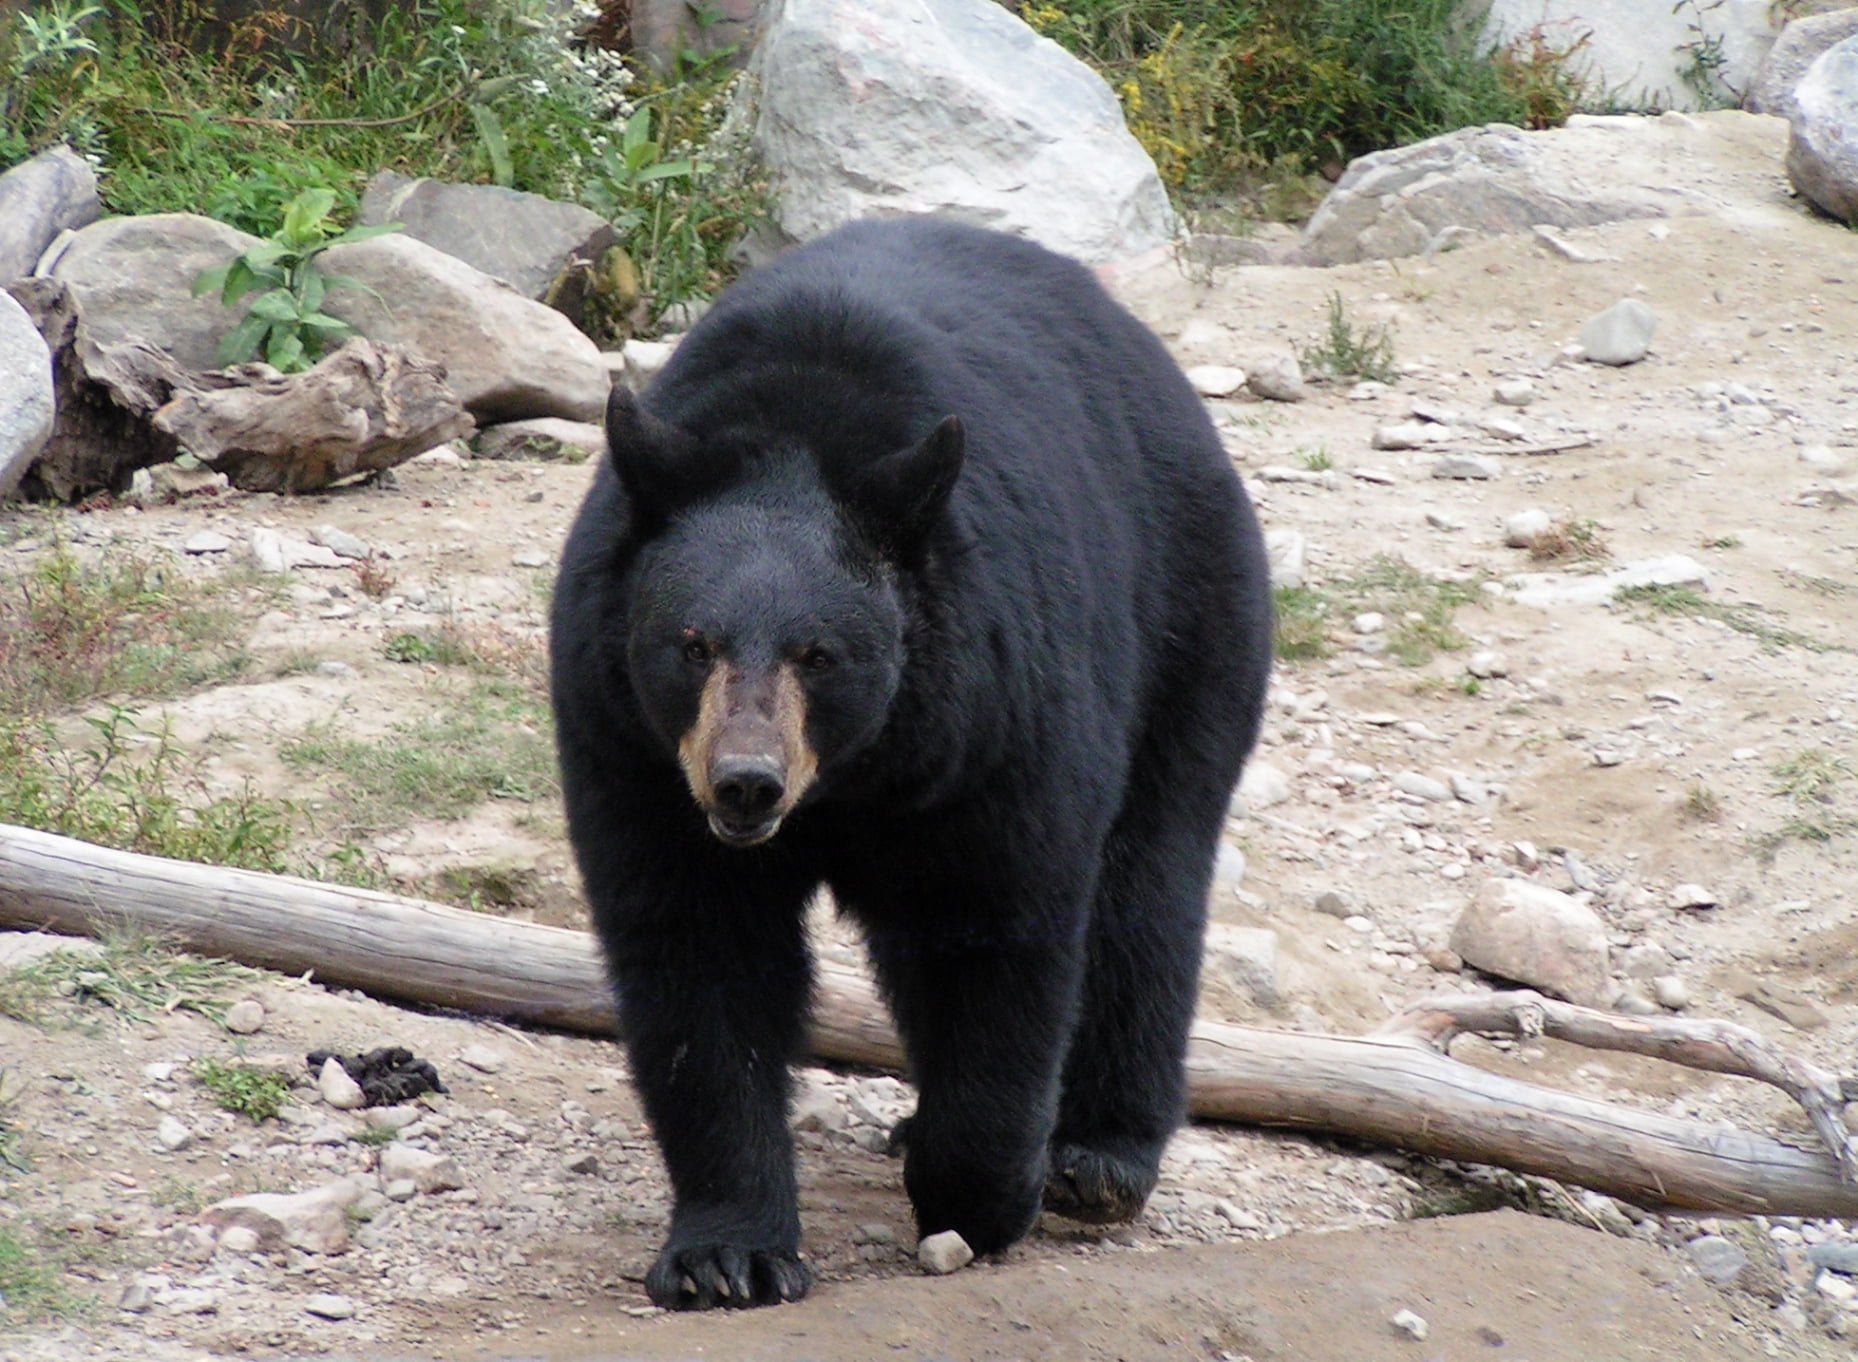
[[606, 385, 727, 518], [844, 415, 964, 552]]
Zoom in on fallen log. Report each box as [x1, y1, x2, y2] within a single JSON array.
[[3, 821, 1855, 1217]]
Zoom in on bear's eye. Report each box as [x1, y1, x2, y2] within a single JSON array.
[[799, 645, 834, 672], [682, 637, 713, 666]]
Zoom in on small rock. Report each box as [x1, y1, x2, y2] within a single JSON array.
[[1686, 1234, 1747, 1285], [1422, 945, 1463, 973], [853, 1222, 898, 1246], [1449, 773, 1488, 805], [621, 338, 675, 387], [458, 1044, 505, 1074], [1213, 842, 1246, 886], [511, 549, 550, 569], [1432, 453, 1500, 480], [223, 998, 265, 1035], [1237, 761, 1290, 809], [1806, 1242, 1858, 1275], [378, 1142, 465, 1193], [1466, 650, 1509, 679], [1264, 528, 1306, 590], [311, 525, 370, 560], [156, 1116, 193, 1152], [318, 1056, 366, 1111], [1372, 420, 1437, 451], [1392, 771, 1452, 803], [1245, 354, 1307, 403], [1185, 364, 1246, 398], [918, 1229, 974, 1275], [362, 1105, 420, 1133], [1390, 1307, 1429, 1340], [1493, 377, 1536, 406], [1204, 924, 1278, 1008], [119, 1278, 157, 1313], [217, 1225, 261, 1255], [1503, 509, 1553, 549], [304, 1292, 357, 1321], [563, 1151, 599, 1176], [1579, 298, 1657, 366], [182, 530, 232, 555], [203, 1179, 365, 1255], [383, 1178, 418, 1202], [1450, 879, 1610, 1006], [1352, 611, 1385, 634], [1313, 890, 1357, 919], [1652, 975, 1689, 1011], [142, 1061, 177, 1084], [1669, 883, 1716, 910]]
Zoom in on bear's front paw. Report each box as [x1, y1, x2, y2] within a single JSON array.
[[645, 1241, 811, 1310], [1043, 1140, 1159, 1224]]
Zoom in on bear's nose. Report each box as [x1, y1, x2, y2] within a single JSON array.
[[712, 756, 786, 821]]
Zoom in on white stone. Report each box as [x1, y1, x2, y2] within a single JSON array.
[[1185, 364, 1246, 398], [1246, 354, 1307, 403], [203, 1179, 366, 1255], [155, 1116, 193, 1151], [1670, 883, 1717, 910], [217, 1225, 261, 1255], [223, 998, 265, 1035], [458, 1043, 505, 1074], [1493, 377, 1536, 406], [318, 1056, 366, 1111], [311, 525, 370, 560], [748, 0, 1174, 266], [1653, 975, 1690, 1010], [1390, 1307, 1430, 1341], [1204, 924, 1278, 1008], [1504, 510, 1553, 549], [1449, 879, 1611, 1006], [1433, 453, 1500, 480], [181, 530, 232, 555], [1352, 612, 1385, 634], [378, 1142, 465, 1194], [1264, 528, 1306, 590], [1371, 420, 1436, 451], [305, 1292, 357, 1320], [1238, 761, 1291, 809], [1579, 298, 1657, 366], [1467, 650, 1509, 679], [1393, 771, 1453, 802], [1786, 36, 1858, 224], [918, 1229, 975, 1274]]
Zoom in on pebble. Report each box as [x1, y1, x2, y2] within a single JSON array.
[[1449, 773, 1488, 805], [223, 998, 265, 1035], [1579, 298, 1657, 365], [1372, 420, 1438, 450], [1450, 878, 1610, 1007], [312, 525, 370, 560], [512, 549, 551, 569], [918, 1229, 974, 1275], [1493, 377, 1536, 406], [383, 1178, 419, 1202], [1670, 883, 1717, 910], [378, 1142, 466, 1194], [1264, 528, 1306, 590], [1392, 771, 1452, 803], [563, 1151, 599, 1176], [318, 1056, 366, 1110], [155, 1116, 194, 1151], [182, 530, 232, 555], [1313, 890, 1357, 919], [1652, 975, 1690, 1010], [1390, 1307, 1429, 1340], [218, 1225, 261, 1255], [305, 1292, 357, 1320], [1246, 355, 1307, 402], [1503, 509, 1552, 549], [1432, 453, 1500, 480], [1467, 650, 1509, 679], [1352, 612, 1385, 634], [1237, 761, 1291, 809], [1686, 1235, 1748, 1284], [458, 1044, 506, 1074], [1185, 364, 1247, 398], [1807, 1243, 1858, 1275]]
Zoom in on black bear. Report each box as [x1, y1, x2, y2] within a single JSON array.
[[550, 217, 1272, 1311]]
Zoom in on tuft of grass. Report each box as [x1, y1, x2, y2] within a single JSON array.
[[5, 931, 264, 1030], [193, 1058, 292, 1124], [0, 540, 251, 715], [1700, 533, 1741, 550], [1527, 517, 1610, 564], [1296, 445, 1335, 472], [1272, 585, 1333, 662], [282, 681, 556, 835], [433, 863, 544, 915], [1299, 292, 1398, 384], [0, 1221, 85, 1325], [1345, 555, 1480, 666], [0, 706, 292, 872], [1613, 582, 1835, 654], [0, 1068, 26, 1173], [1680, 783, 1721, 823], [1772, 750, 1850, 806], [1777, 569, 1848, 598]]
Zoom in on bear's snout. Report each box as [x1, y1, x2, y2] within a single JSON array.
[[678, 661, 818, 846]]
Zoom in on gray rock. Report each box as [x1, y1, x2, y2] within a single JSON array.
[[1313, 890, 1358, 920], [358, 171, 620, 319], [1372, 420, 1438, 451], [1493, 376, 1536, 406], [1653, 975, 1690, 1010], [181, 530, 232, 555], [619, 338, 675, 390], [155, 1115, 194, 1151], [1686, 1234, 1748, 1285], [1246, 354, 1308, 403], [1579, 298, 1657, 365], [1467, 650, 1509, 679], [1748, 9, 1858, 122], [203, 1179, 365, 1255], [311, 526, 370, 561], [1213, 843, 1247, 886], [1204, 924, 1279, 1008], [458, 1043, 505, 1074], [1450, 773, 1489, 806], [0, 289, 54, 500], [748, 0, 1174, 266], [1508, 553, 1707, 608], [319, 232, 610, 423], [304, 1292, 357, 1321], [1393, 771, 1453, 803], [48, 213, 263, 371], [1785, 37, 1858, 224], [1237, 761, 1291, 809], [1807, 1242, 1858, 1275], [1432, 453, 1501, 480], [563, 1151, 599, 1176], [1185, 364, 1246, 398], [474, 416, 606, 462], [918, 1228, 975, 1274], [1264, 528, 1306, 590], [1449, 878, 1611, 1006], [222, 998, 265, 1034], [378, 1141, 465, 1193], [1669, 882, 1717, 910], [0, 145, 100, 286]]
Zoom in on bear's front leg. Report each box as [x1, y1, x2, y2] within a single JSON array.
[[866, 919, 1086, 1256]]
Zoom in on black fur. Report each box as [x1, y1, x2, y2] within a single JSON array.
[[550, 218, 1272, 1310]]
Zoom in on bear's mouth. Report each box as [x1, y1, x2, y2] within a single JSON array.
[[706, 809, 784, 848]]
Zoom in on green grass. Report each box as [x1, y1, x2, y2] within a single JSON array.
[[193, 1058, 293, 1124], [1527, 518, 1610, 565], [1612, 583, 1835, 654], [1, 931, 264, 1029], [1299, 292, 1398, 384], [1272, 556, 1481, 666], [0, 706, 293, 873], [1272, 585, 1333, 662], [282, 681, 556, 834], [0, 540, 253, 716], [0, 1221, 86, 1325], [1295, 445, 1335, 472]]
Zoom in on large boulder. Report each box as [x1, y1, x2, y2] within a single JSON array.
[[1296, 111, 1788, 266], [46, 213, 262, 371], [747, 0, 1174, 266], [0, 145, 101, 285], [317, 234, 610, 423], [0, 289, 54, 499], [1747, 7, 1858, 121], [357, 172, 622, 330], [1450, 879, 1611, 1008], [1785, 36, 1858, 224]]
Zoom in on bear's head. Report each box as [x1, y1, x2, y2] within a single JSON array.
[[606, 386, 963, 847]]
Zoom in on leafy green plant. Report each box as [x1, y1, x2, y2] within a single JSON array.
[[1272, 585, 1333, 662], [7, 0, 102, 77], [5, 931, 264, 1029], [192, 187, 399, 373], [1299, 291, 1398, 384], [193, 1058, 293, 1123]]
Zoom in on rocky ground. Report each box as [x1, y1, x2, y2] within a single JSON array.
[[3, 111, 1858, 1361]]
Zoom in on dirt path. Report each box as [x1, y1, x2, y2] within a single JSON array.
[[3, 110, 1856, 1360]]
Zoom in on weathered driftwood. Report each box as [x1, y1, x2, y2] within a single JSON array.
[[3, 821, 1855, 1217], [2, 277, 470, 498]]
